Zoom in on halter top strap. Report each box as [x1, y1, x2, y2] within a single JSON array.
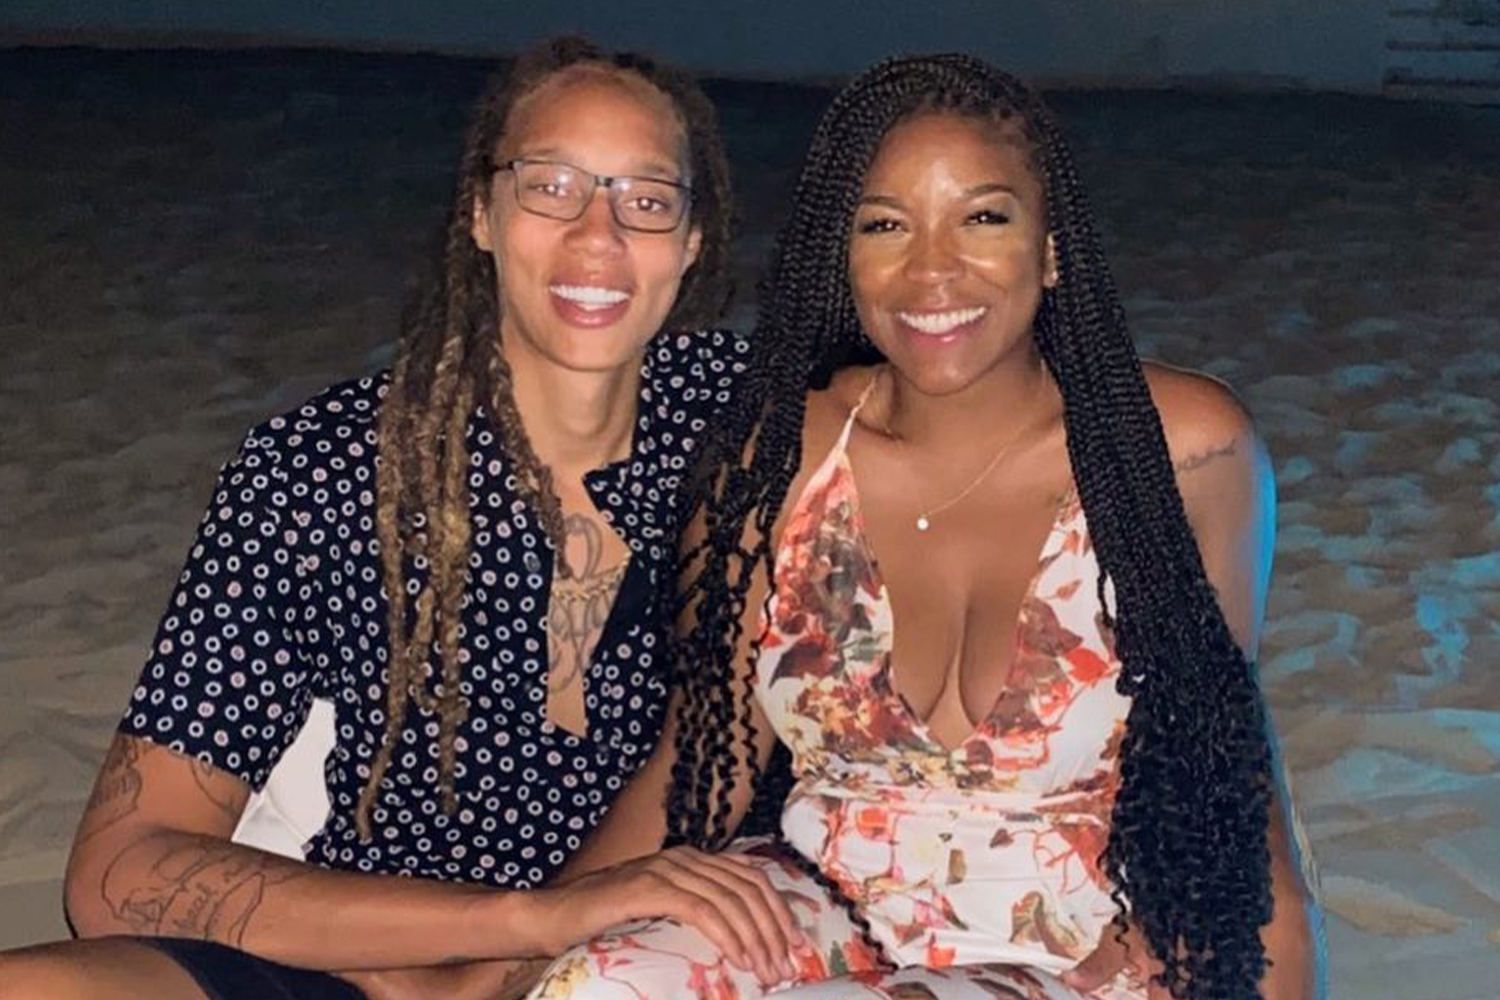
[[833, 369, 884, 455]]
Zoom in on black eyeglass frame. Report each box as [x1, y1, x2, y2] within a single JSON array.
[[488, 157, 696, 233]]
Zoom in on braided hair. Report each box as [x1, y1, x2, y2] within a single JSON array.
[[668, 53, 1274, 1000], [357, 35, 733, 839]]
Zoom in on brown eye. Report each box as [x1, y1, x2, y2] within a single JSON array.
[[966, 209, 1011, 226], [856, 217, 902, 235]]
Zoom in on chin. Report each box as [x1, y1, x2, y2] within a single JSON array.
[[507, 311, 659, 377], [883, 349, 990, 397], [547, 340, 648, 375]]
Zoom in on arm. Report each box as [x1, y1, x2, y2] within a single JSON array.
[[62, 431, 560, 969], [1163, 368, 1324, 1000], [560, 588, 782, 877], [340, 577, 796, 998], [548, 515, 795, 965], [1065, 369, 1324, 1000], [64, 733, 529, 969], [349, 510, 801, 997], [65, 731, 797, 976]]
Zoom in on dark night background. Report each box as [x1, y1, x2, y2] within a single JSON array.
[[2, 4, 1499, 999]]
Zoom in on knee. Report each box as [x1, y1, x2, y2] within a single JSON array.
[[0, 945, 98, 1000], [527, 947, 617, 1000], [0, 937, 200, 1000], [526, 929, 731, 1000]]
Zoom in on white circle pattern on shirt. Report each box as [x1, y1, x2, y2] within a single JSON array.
[[123, 330, 748, 888]]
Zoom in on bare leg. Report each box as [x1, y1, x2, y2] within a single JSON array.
[[0, 937, 210, 1000]]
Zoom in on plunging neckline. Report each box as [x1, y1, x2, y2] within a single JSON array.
[[827, 420, 1077, 759]]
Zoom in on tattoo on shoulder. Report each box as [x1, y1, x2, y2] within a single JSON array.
[[101, 834, 307, 945], [1174, 438, 1238, 475], [77, 737, 154, 843]]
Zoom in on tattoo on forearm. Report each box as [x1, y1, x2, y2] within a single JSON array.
[[101, 834, 306, 945], [189, 758, 244, 822], [1174, 438, 1238, 475], [77, 737, 152, 843], [546, 514, 627, 696]]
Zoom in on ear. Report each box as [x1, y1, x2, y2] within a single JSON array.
[[471, 193, 494, 253], [680, 224, 703, 276], [1043, 233, 1059, 288]]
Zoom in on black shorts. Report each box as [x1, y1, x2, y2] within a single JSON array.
[[139, 938, 367, 1000]]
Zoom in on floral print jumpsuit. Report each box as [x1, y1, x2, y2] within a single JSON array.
[[529, 381, 1144, 1000]]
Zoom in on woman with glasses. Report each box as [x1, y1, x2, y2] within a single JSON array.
[[0, 36, 798, 1000]]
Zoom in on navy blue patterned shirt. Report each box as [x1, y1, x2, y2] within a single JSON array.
[[121, 329, 748, 888]]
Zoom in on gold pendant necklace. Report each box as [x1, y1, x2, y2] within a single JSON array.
[[893, 371, 1045, 533], [914, 439, 1014, 531]]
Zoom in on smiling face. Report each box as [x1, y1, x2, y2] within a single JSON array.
[[471, 67, 703, 376], [848, 112, 1057, 396]]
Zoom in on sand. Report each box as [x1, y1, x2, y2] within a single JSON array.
[[1, 46, 1497, 1000]]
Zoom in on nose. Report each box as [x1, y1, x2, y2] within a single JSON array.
[[901, 227, 961, 284], [563, 188, 627, 255]]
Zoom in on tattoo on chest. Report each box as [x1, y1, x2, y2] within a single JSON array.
[[547, 513, 628, 694]]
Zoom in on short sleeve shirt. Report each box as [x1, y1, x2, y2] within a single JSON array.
[[120, 329, 748, 889]]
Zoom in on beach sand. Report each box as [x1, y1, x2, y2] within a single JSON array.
[[0, 46, 1496, 999]]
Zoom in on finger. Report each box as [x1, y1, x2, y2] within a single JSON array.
[[713, 850, 807, 947], [1118, 926, 1162, 980], [663, 863, 786, 989], [645, 881, 755, 974], [619, 861, 765, 980], [682, 851, 802, 974], [1060, 935, 1127, 992], [650, 858, 785, 985]]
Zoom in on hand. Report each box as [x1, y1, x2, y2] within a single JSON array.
[[536, 845, 804, 986], [1062, 922, 1169, 999], [341, 958, 548, 1000]]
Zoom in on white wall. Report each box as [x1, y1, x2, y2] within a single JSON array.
[[1, 0, 1391, 92]]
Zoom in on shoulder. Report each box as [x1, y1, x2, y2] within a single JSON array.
[[1142, 363, 1275, 652], [783, 363, 881, 507], [644, 328, 752, 404], [220, 371, 387, 501], [806, 363, 881, 441], [1142, 362, 1258, 468], [246, 372, 387, 451], [1141, 361, 1272, 530]]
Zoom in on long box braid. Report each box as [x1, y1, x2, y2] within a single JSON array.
[[669, 53, 1274, 1000]]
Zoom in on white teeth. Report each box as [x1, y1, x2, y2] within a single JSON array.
[[550, 285, 630, 309], [897, 307, 987, 335]]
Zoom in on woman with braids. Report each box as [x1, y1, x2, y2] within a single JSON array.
[[0, 36, 802, 1000], [531, 52, 1322, 1000]]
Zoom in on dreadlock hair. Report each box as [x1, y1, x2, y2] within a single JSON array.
[[667, 53, 1275, 1000], [357, 35, 733, 840]]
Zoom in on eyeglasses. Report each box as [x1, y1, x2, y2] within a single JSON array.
[[491, 158, 694, 233]]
